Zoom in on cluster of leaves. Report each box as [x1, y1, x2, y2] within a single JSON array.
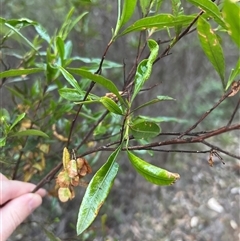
[[1, 0, 239, 238]]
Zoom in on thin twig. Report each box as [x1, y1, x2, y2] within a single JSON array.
[[178, 90, 233, 139], [202, 140, 240, 160], [76, 110, 109, 151], [227, 97, 240, 126]]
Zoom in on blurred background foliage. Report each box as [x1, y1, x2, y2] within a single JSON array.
[[1, 0, 239, 240]]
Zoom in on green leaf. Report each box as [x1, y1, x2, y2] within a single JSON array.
[[71, 57, 123, 70], [120, 14, 196, 36], [34, 24, 51, 43], [223, 0, 240, 47], [130, 120, 160, 139], [58, 8, 88, 40], [225, 58, 240, 91], [10, 113, 26, 130], [140, 0, 152, 15], [132, 39, 159, 101], [59, 87, 99, 102], [4, 23, 39, 51], [127, 151, 180, 185], [100, 96, 123, 115], [171, 0, 184, 36], [113, 0, 137, 37], [58, 66, 83, 94], [133, 95, 175, 112], [197, 17, 225, 86], [0, 137, 6, 147], [43, 228, 61, 241], [138, 115, 188, 123], [76, 147, 120, 235], [67, 68, 124, 104], [0, 68, 43, 78], [10, 129, 49, 138], [187, 0, 226, 29], [56, 36, 65, 64]]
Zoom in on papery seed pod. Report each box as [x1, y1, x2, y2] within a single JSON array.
[[71, 175, 80, 187], [77, 158, 92, 177], [62, 147, 71, 169], [58, 187, 72, 202], [56, 170, 71, 187], [76, 158, 84, 169], [67, 159, 78, 178]]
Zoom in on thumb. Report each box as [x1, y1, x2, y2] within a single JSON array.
[[0, 193, 42, 241]]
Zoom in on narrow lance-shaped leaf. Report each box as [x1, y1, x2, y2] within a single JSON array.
[[225, 58, 240, 91], [187, 0, 226, 29], [56, 36, 65, 64], [127, 151, 180, 185], [58, 66, 83, 94], [113, 0, 137, 38], [100, 96, 123, 115], [222, 0, 240, 48], [138, 115, 188, 123], [10, 129, 49, 138], [171, 0, 184, 36], [59, 87, 99, 102], [133, 95, 175, 112], [197, 16, 225, 87], [10, 113, 26, 130], [4, 23, 39, 51], [139, 0, 151, 16], [132, 39, 159, 101], [0, 68, 44, 78], [129, 120, 160, 139], [76, 146, 121, 235], [120, 14, 196, 36], [67, 68, 125, 104]]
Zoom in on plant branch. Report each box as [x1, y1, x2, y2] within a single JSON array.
[[178, 89, 234, 139], [76, 110, 109, 151], [227, 97, 240, 126]]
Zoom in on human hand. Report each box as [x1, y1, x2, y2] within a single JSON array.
[[0, 173, 46, 241]]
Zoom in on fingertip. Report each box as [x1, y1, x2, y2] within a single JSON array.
[[28, 193, 43, 212]]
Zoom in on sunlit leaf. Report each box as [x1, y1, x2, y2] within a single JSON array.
[[187, 0, 226, 28], [113, 0, 137, 37], [127, 151, 180, 185], [222, 0, 240, 47], [0, 68, 44, 78], [120, 14, 196, 36], [225, 58, 240, 91], [10, 129, 49, 138], [67, 68, 124, 104], [100, 96, 123, 115], [197, 16, 225, 86], [76, 147, 120, 235], [132, 39, 159, 101], [59, 87, 99, 102]]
